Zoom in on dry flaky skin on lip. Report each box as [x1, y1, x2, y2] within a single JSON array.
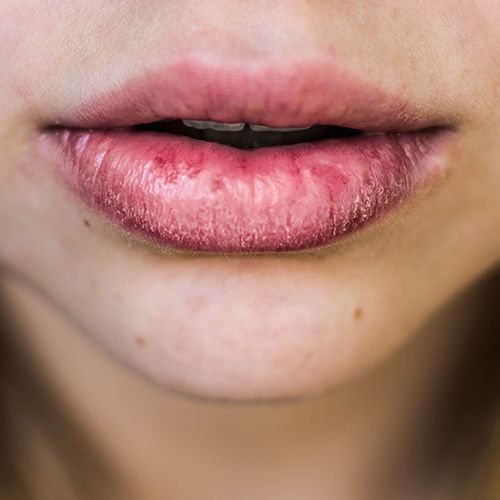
[[44, 128, 448, 253]]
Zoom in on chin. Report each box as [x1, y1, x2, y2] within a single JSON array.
[[76, 259, 411, 402]]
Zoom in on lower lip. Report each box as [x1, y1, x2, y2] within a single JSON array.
[[42, 127, 449, 253]]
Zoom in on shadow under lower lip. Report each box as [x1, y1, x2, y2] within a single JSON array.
[[43, 127, 449, 253]]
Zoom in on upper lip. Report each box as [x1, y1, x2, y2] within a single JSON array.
[[57, 56, 447, 134]]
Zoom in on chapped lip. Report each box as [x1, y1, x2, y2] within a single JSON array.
[[41, 57, 453, 254]]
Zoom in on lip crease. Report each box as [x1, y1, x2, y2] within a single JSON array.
[[41, 57, 452, 253]]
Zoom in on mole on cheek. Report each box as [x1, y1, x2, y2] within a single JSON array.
[[135, 336, 146, 347], [353, 307, 363, 320]]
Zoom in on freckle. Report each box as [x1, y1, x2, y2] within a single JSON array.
[[83, 219, 90, 227], [135, 336, 146, 347], [353, 307, 363, 320]]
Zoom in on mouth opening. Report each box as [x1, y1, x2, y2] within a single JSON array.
[[134, 119, 362, 149]]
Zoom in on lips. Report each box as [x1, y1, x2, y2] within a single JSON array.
[[41, 58, 451, 253]]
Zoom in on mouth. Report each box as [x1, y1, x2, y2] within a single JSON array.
[[41, 59, 452, 254], [135, 119, 362, 150]]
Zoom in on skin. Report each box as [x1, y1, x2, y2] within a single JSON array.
[[0, 1, 499, 498]]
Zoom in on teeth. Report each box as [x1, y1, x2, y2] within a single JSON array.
[[182, 120, 245, 131], [182, 120, 313, 133], [249, 124, 312, 132]]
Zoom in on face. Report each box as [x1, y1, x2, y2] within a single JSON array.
[[0, 1, 499, 401]]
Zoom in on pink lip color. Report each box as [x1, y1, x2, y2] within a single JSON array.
[[42, 59, 450, 253], [62, 59, 437, 132]]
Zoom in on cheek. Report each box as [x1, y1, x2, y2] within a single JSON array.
[[0, 3, 57, 104], [476, 1, 500, 26]]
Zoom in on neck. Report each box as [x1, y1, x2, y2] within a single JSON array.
[[1, 275, 481, 500]]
